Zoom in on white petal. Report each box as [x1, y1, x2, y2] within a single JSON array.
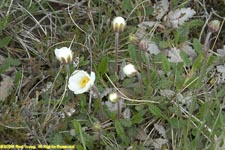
[[90, 71, 96, 85], [123, 64, 137, 77], [113, 17, 126, 25], [54, 47, 73, 63], [68, 70, 95, 94]]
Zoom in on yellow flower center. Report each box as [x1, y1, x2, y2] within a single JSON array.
[[80, 76, 90, 88]]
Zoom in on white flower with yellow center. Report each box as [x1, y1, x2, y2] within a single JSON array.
[[55, 47, 73, 64], [123, 64, 138, 77], [68, 70, 95, 94]]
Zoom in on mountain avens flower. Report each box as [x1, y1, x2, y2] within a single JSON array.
[[112, 16, 126, 33], [123, 64, 138, 77], [68, 70, 95, 94], [55, 47, 73, 64]]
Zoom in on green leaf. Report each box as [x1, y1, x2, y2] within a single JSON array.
[[131, 110, 146, 124], [121, 119, 132, 127], [0, 16, 8, 33], [193, 38, 203, 55], [159, 41, 169, 49], [192, 54, 203, 71], [97, 57, 108, 75], [121, 0, 132, 11], [180, 50, 191, 66], [50, 133, 63, 145], [169, 118, 186, 129], [148, 103, 164, 118], [128, 44, 137, 61], [0, 58, 21, 74], [184, 19, 204, 28], [114, 120, 129, 145], [5, 57, 21, 66], [160, 54, 170, 73], [73, 120, 87, 150], [0, 36, 12, 48]]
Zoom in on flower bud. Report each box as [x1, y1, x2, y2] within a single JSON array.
[[129, 34, 140, 45], [123, 64, 138, 77], [93, 122, 101, 131], [112, 16, 126, 33], [208, 20, 220, 33], [108, 92, 120, 103], [55, 47, 73, 64], [139, 39, 149, 52]]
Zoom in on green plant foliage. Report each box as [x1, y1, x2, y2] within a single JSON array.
[[160, 54, 171, 73], [1, 1, 225, 149], [114, 120, 129, 145], [128, 44, 137, 62], [148, 103, 164, 119], [193, 38, 203, 55], [97, 57, 109, 75], [0, 36, 12, 48], [0, 57, 20, 74]]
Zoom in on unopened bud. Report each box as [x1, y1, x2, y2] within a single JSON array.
[[129, 34, 140, 45], [108, 92, 120, 103], [123, 64, 138, 77], [139, 39, 149, 51], [208, 20, 220, 33], [93, 122, 101, 131], [112, 16, 126, 33]]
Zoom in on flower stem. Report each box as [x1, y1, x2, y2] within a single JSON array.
[[145, 52, 151, 84], [117, 100, 120, 120], [137, 72, 144, 97], [93, 85, 104, 121], [114, 32, 119, 75]]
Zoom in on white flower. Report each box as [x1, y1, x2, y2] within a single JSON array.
[[108, 92, 120, 103], [112, 16, 126, 33], [55, 47, 73, 63], [123, 64, 138, 77], [68, 70, 95, 94]]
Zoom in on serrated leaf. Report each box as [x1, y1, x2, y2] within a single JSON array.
[[184, 19, 204, 28], [192, 54, 203, 71], [0, 36, 12, 48], [193, 38, 203, 54], [148, 103, 164, 118], [160, 54, 170, 72], [121, 119, 132, 127], [121, 0, 132, 11], [0, 58, 21, 74], [114, 120, 129, 145], [50, 133, 63, 145], [131, 109, 147, 124], [5, 57, 21, 66], [128, 44, 137, 61], [72, 120, 87, 150], [180, 50, 191, 66], [0, 16, 8, 33], [159, 41, 169, 49], [97, 57, 108, 75]]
